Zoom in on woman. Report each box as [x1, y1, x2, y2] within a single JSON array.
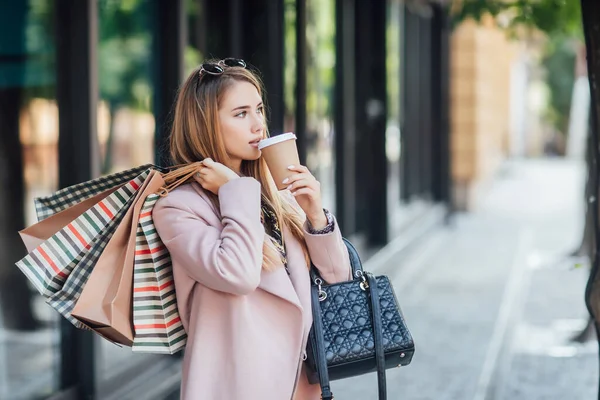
[[153, 58, 351, 400]]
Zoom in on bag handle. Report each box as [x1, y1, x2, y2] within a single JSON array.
[[311, 270, 387, 400], [156, 161, 204, 196]]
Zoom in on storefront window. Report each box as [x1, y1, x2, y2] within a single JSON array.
[[185, 0, 203, 74], [98, 0, 155, 176], [305, 0, 336, 211], [387, 0, 403, 208], [283, 0, 297, 134], [96, 1, 163, 394], [0, 1, 60, 399]]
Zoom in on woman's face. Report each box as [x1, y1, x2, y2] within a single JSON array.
[[219, 80, 265, 172]]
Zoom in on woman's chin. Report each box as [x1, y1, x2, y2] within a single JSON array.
[[244, 150, 262, 161]]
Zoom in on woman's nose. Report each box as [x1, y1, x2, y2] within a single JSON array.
[[252, 114, 264, 133]]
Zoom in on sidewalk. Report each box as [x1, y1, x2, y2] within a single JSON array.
[[332, 158, 598, 400]]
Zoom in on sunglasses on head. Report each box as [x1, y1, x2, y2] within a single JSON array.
[[199, 58, 247, 77]]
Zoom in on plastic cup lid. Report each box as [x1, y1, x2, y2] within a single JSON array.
[[258, 132, 297, 150]]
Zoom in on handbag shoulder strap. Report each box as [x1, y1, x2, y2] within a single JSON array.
[[311, 284, 335, 400], [366, 272, 387, 400]]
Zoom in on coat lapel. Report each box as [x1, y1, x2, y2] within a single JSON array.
[[257, 230, 307, 312]]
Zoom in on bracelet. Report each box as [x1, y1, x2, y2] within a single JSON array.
[[307, 209, 335, 234]]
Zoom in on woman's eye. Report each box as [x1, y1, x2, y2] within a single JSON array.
[[257, 107, 264, 115], [235, 111, 247, 118]]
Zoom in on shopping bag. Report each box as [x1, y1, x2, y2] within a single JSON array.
[[19, 186, 119, 252], [71, 170, 162, 345], [132, 192, 187, 354], [16, 168, 152, 328], [47, 199, 135, 329], [34, 164, 152, 221]]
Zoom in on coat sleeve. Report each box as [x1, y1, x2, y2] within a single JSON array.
[[281, 192, 352, 284], [303, 217, 352, 284], [153, 178, 264, 295]]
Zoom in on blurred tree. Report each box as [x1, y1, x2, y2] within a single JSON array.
[[98, 0, 152, 174], [542, 36, 577, 137], [451, 0, 582, 38]]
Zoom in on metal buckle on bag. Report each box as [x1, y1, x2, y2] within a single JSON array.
[[314, 278, 327, 301], [355, 270, 369, 291]]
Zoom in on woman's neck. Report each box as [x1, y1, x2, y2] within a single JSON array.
[[227, 159, 242, 175]]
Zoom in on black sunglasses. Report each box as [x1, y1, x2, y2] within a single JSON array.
[[199, 58, 247, 77]]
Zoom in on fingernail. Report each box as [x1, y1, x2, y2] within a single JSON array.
[[292, 192, 297, 196], [282, 178, 289, 184], [286, 185, 292, 190], [287, 165, 295, 170]]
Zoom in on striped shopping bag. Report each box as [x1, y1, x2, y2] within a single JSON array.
[[132, 193, 187, 354], [16, 168, 152, 327], [34, 164, 152, 221]]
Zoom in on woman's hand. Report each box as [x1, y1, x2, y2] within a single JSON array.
[[283, 165, 327, 229], [193, 158, 239, 195]]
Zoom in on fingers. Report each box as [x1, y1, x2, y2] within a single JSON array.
[[202, 158, 215, 167], [291, 187, 315, 197], [286, 178, 309, 191], [287, 178, 320, 192], [283, 172, 310, 185], [287, 164, 309, 174]]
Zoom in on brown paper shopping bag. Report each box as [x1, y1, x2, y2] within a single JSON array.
[[71, 170, 165, 345], [18, 187, 119, 252]]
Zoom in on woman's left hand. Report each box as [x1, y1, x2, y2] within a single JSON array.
[[283, 165, 327, 229]]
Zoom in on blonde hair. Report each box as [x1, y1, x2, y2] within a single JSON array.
[[167, 60, 309, 270]]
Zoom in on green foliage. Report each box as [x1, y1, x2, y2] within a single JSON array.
[[542, 36, 577, 134], [98, 0, 152, 110], [306, 0, 335, 120], [452, 0, 582, 38]]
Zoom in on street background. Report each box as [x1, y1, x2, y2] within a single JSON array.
[[334, 158, 598, 400], [0, 0, 598, 399]]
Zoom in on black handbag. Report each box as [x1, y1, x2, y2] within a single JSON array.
[[305, 238, 415, 400]]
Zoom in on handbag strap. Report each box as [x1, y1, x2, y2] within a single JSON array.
[[366, 272, 387, 400], [311, 284, 335, 400], [312, 272, 387, 400]]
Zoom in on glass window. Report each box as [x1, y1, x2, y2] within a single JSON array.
[[305, 0, 336, 212], [98, 0, 155, 176], [387, 0, 403, 210], [96, 1, 163, 395], [283, 0, 297, 134], [0, 1, 60, 399], [185, 0, 204, 74]]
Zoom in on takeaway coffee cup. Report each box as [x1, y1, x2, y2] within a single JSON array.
[[258, 132, 300, 190]]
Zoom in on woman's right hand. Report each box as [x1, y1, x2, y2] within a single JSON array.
[[193, 158, 239, 194]]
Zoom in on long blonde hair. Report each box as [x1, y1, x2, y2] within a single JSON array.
[[167, 61, 309, 270]]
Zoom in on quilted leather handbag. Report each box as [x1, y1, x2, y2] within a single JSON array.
[[305, 238, 415, 400]]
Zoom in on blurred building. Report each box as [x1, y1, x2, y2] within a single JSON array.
[[450, 16, 516, 210], [0, 0, 453, 398]]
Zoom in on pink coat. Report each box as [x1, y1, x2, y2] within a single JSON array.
[[153, 177, 352, 400]]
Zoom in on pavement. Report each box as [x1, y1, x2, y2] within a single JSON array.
[[331, 158, 599, 400]]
